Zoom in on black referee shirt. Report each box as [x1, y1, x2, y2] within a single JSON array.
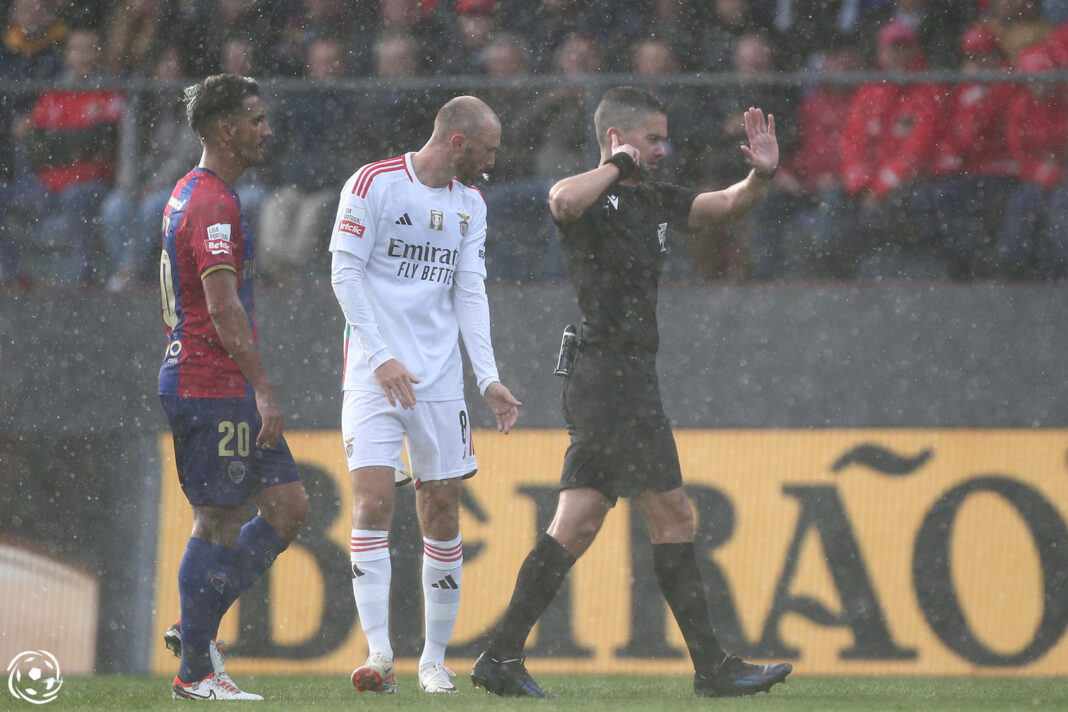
[[557, 179, 697, 355]]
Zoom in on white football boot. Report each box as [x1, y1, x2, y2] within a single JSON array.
[[172, 673, 263, 701], [208, 640, 263, 701], [418, 663, 458, 693]]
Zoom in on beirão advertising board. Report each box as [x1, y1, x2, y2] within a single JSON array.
[[152, 429, 1068, 677]]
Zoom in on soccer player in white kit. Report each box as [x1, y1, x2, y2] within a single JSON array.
[[329, 96, 520, 694]]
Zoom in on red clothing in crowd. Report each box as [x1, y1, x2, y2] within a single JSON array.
[[839, 80, 946, 200], [780, 86, 855, 189], [1005, 84, 1068, 189], [27, 88, 125, 192], [1043, 19, 1068, 65], [932, 80, 1020, 178]]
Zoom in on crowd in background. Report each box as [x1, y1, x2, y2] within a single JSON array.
[[1, 0, 1068, 290]]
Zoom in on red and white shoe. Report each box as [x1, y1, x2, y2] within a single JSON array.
[[172, 672, 263, 701], [208, 639, 259, 698], [351, 653, 397, 693]]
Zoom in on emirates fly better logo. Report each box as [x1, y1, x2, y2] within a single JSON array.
[[7, 650, 62, 704]]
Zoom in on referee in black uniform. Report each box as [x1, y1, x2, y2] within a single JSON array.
[[472, 86, 791, 698]]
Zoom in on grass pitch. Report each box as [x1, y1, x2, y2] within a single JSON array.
[[46, 675, 1068, 711]]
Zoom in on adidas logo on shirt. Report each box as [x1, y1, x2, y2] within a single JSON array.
[[431, 575, 458, 590], [395, 213, 413, 225]]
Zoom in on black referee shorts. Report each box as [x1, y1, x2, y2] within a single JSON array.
[[559, 344, 683, 504]]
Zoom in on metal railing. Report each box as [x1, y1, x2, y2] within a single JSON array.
[[7, 68, 1067, 195]]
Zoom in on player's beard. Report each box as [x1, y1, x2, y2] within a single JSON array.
[[239, 138, 269, 169], [455, 148, 483, 185], [247, 143, 268, 167]]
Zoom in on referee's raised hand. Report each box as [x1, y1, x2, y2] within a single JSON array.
[[739, 107, 778, 176]]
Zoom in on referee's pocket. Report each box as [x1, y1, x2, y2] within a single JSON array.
[[561, 348, 587, 422], [561, 362, 573, 421]]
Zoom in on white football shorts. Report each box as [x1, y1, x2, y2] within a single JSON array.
[[341, 390, 477, 485]]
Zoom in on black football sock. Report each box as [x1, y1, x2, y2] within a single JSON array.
[[652, 542, 726, 676], [487, 533, 576, 661]]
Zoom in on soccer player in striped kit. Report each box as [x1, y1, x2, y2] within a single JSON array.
[[329, 96, 520, 694], [159, 74, 309, 701]]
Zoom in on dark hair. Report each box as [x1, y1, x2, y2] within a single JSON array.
[[184, 74, 260, 141], [593, 86, 666, 148]]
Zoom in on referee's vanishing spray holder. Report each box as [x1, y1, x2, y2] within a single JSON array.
[[554, 324, 578, 377]]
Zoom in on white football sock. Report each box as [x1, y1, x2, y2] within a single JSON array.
[[420, 534, 463, 669], [350, 529, 392, 659]]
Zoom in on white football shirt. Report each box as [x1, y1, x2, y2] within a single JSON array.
[[329, 153, 489, 400]]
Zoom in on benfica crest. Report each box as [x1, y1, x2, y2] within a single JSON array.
[[457, 212, 471, 237]]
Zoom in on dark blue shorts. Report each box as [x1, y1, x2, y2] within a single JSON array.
[[161, 395, 301, 507]]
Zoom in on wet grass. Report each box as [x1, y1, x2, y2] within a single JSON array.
[[42, 674, 1068, 711]]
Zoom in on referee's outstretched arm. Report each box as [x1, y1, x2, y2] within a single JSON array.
[[689, 107, 780, 228]]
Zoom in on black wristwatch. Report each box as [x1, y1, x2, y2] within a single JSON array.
[[603, 152, 637, 180], [754, 165, 777, 181]]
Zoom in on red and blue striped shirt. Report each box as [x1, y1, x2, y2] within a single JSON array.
[[158, 167, 256, 398]]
